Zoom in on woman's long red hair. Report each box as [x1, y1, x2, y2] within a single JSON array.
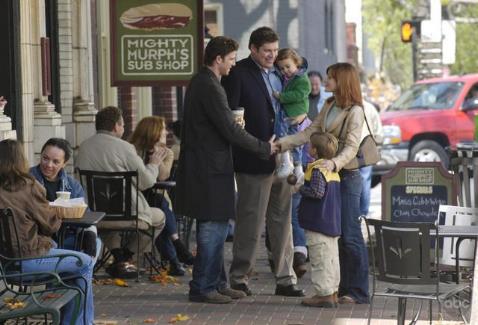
[[326, 63, 363, 108]]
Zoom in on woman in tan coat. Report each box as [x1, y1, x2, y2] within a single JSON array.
[[278, 62, 369, 305]]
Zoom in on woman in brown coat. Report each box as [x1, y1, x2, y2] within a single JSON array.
[[0, 139, 94, 325]]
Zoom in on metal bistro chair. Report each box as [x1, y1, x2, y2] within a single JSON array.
[[145, 180, 194, 251], [78, 169, 155, 281], [0, 208, 82, 325], [364, 218, 469, 325]]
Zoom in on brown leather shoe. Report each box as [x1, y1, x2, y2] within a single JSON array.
[[301, 294, 337, 308]]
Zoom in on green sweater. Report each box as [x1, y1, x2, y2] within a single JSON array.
[[279, 73, 311, 117]]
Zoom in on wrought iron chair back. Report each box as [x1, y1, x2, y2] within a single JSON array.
[[364, 217, 445, 325]]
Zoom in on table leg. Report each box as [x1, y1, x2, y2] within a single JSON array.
[[397, 297, 407, 325]]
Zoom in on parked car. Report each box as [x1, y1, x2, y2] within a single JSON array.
[[373, 74, 478, 183]]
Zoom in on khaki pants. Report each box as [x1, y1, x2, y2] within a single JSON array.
[[101, 207, 165, 256], [230, 173, 296, 286], [305, 230, 340, 296]]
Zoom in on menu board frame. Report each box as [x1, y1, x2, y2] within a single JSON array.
[[381, 161, 458, 223]]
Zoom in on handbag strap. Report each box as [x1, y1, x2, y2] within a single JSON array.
[[337, 104, 377, 144]]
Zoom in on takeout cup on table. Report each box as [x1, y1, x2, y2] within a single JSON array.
[[56, 191, 71, 200]]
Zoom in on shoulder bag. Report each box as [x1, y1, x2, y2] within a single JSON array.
[[337, 106, 380, 169]]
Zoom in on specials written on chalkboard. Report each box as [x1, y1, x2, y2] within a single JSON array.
[[382, 162, 457, 223], [391, 185, 447, 223]]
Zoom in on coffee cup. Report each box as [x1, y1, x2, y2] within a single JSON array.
[[232, 107, 245, 128], [56, 191, 71, 200]]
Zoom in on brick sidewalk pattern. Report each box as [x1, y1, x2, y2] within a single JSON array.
[[93, 240, 466, 325]]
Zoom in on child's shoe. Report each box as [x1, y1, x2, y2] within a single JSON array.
[[294, 164, 304, 182], [287, 164, 304, 185], [276, 152, 294, 179]]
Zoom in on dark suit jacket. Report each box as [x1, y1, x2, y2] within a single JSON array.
[[175, 67, 270, 221], [222, 56, 277, 174]]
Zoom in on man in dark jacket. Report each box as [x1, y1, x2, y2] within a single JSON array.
[[175, 36, 276, 304], [221, 27, 304, 297]]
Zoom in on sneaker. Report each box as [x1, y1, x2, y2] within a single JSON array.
[[189, 291, 232, 304], [172, 239, 194, 265], [294, 164, 304, 182], [218, 287, 247, 299], [276, 152, 294, 178], [168, 261, 185, 276]]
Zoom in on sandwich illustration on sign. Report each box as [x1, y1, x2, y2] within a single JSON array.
[[120, 3, 192, 30]]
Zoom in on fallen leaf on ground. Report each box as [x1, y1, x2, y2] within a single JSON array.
[[3, 297, 26, 310], [149, 270, 179, 285], [143, 318, 156, 323], [114, 278, 129, 287], [169, 313, 190, 323]]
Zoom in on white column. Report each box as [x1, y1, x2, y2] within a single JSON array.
[[20, 0, 64, 162], [135, 87, 152, 121], [97, 0, 118, 108], [71, 0, 96, 146]]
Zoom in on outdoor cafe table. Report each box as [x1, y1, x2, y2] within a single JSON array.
[[58, 211, 106, 249], [436, 225, 478, 324]]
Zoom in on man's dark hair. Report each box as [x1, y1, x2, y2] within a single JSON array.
[[248, 26, 279, 50], [95, 106, 122, 132], [308, 70, 323, 81], [204, 36, 239, 66], [41, 138, 73, 162]]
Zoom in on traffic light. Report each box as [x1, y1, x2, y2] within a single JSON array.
[[401, 20, 414, 43]]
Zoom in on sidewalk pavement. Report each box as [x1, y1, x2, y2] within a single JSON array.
[[93, 239, 465, 325]]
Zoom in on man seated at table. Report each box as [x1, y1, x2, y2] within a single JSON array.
[[76, 106, 165, 277]]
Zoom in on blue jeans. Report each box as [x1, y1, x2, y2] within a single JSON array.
[[291, 191, 306, 249], [155, 196, 179, 263], [338, 169, 369, 303], [189, 220, 228, 296], [22, 248, 94, 325], [359, 166, 373, 216]]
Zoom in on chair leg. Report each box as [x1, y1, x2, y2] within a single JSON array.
[[93, 246, 111, 274], [429, 300, 433, 324], [410, 300, 422, 324], [367, 295, 374, 325], [136, 230, 140, 282], [397, 298, 407, 325], [455, 237, 465, 284]]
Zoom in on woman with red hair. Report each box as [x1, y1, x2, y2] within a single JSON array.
[[279, 62, 368, 306], [130, 116, 194, 276]]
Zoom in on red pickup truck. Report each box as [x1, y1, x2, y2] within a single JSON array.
[[374, 74, 478, 179]]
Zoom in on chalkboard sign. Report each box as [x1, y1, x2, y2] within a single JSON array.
[[382, 162, 458, 223]]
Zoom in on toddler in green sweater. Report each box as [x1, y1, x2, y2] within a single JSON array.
[[273, 48, 311, 182]]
